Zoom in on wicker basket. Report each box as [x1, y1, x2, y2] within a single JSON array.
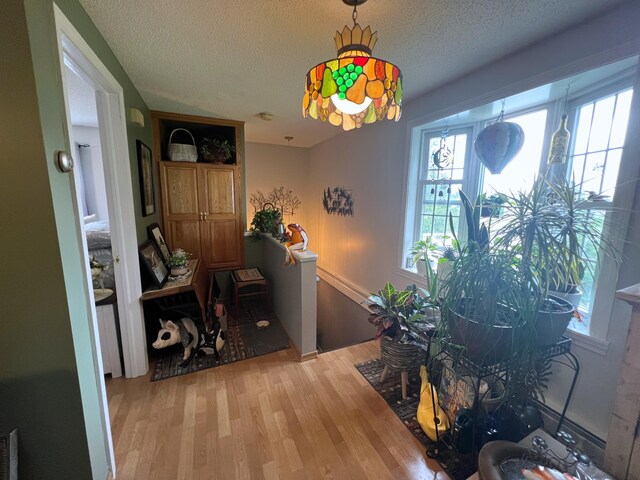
[[168, 128, 198, 162], [380, 335, 422, 371]]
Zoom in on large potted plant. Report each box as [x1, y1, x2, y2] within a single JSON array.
[[495, 176, 614, 345], [366, 282, 430, 372]]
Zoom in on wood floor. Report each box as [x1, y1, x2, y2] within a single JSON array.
[[106, 341, 445, 480]]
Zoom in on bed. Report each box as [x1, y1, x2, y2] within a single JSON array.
[[85, 220, 116, 290]]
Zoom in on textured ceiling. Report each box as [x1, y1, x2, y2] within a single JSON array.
[[79, 0, 626, 147]]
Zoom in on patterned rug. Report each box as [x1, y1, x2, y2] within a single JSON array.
[[151, 300, 290, 381], [355, 359, 475, 480]]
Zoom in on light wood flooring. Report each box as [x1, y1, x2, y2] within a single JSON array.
[[106, 341, 445, 479]]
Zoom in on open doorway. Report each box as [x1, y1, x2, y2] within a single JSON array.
[[55, 5, 149, 380], [64, 64, 123, 379]]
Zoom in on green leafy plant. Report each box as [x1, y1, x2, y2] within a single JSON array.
[[167, 248, 190, 268], [250, 207, 281, 236], [450, 190, 490, 255], [366, 282, 431, 340], [200, 136, 236, 162]]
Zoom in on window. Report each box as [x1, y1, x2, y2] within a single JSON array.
[[403, 67, 636, 339], [566, 88, 634, 333], [413, 128, 470, 247]]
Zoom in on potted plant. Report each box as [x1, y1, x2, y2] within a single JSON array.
[[410, 238, 444, 299], [409, 239, 435, 276], [366, 282, 431, 372], [480, 193, 506, 218], [250, 205, 281, 237], [167, 248, 191, 276], [441, 244, 537, 364], [494, 176, 615, 345], [199, 136, 236, 164], [547, 258, 585, 309]]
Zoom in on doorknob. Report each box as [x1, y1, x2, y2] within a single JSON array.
[[114, 255, 120, 264]]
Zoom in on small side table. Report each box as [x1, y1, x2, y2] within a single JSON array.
[[95, 289, 122, 378], [231, 268, 270, 310]]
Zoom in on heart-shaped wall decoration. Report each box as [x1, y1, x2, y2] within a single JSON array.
[[474, 122, 525, 174]]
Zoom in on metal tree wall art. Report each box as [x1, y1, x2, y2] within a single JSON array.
[[322, 187, 354, 216], [249, 187, 301, 217]]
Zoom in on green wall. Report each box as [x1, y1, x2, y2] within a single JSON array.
[[0, 0, 157, 478], [0, 2, 95, 479]]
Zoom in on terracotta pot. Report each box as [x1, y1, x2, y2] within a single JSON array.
[[535, 295, 574, 346]]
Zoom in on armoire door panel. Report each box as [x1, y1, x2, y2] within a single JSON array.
[[164, 166, 199, 216], [166, 220, 202, 259], [202, 168, 235, 215], [202, 219, 240, 267]]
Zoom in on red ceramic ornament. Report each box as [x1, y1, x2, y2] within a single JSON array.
[[474, 122, 525, 174]]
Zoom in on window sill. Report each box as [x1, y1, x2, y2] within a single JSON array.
[[396, 267, 429, 288], [565, 328, 610, 356]]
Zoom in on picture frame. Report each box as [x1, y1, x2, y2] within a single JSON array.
[[139, 240, 168, 288], [147, 223, 171, 266], [137, 140, 155, 217]]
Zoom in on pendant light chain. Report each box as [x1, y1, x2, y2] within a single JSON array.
[[352, 3, 358, 26]]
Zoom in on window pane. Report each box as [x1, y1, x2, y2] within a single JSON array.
[[425, 132, 467, 181], [580, 151, 606, 194], [418, 185, 460, 245], [609, 89, 633, 148], [573, 103, 594, 155], [483, 109, 547, 195], [588, 95, 616, 152], [601, 148, 623, 196]]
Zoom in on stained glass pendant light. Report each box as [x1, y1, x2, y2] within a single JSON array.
[[302, 0, 403, 131]]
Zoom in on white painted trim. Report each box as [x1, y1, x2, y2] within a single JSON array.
[[316, 266, 370, 312], [54, 4, 147, 380], [565, 328, 610, 356], [244, 231, 318, 263]]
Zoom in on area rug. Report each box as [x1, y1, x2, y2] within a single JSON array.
[[355, 358, 475, 480], [151, 300, 289, 381]]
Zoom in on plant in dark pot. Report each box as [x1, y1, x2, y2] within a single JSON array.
[[441, 245, 537, 365], [199, 136, 236, 164], [495, 175, 617, 345], [480, 193, 506, 218], [250, 204, 281, 237], [439, 190, 539, 364], [366, 282, 431, 374]]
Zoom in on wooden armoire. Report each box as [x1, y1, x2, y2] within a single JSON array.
[[151, 111, 244, 270]]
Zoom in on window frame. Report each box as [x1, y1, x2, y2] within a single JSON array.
[[411, 126, 473, 251], [402, 74, 635, 344], [562, 80, 635, 339]]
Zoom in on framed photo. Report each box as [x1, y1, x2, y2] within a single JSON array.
[[137, 140, 155, 216], [147, 223, 171, 266], [139, 240, 168, 288]]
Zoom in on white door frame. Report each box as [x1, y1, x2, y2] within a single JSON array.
[[54, 4, 148, 379]]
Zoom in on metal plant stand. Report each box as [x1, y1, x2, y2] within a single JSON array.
[[406, 324, 580, 468]]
